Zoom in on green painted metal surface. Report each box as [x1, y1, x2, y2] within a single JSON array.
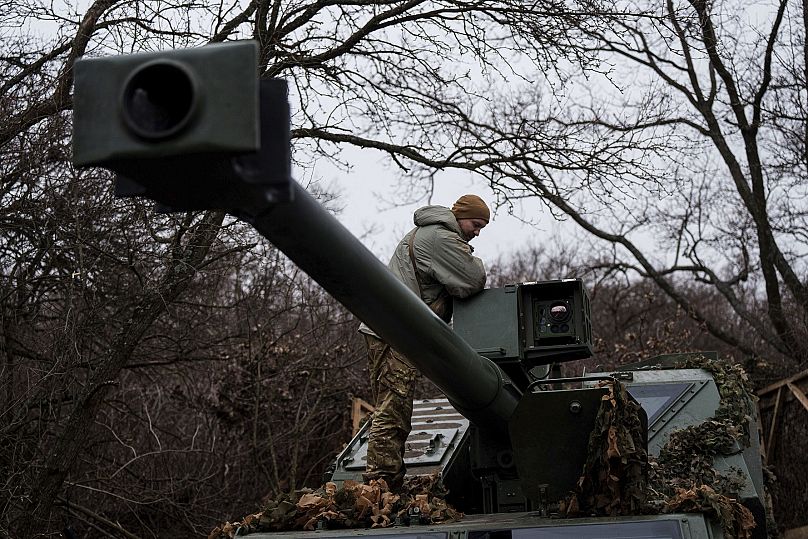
[[73, 41, 259, 165]]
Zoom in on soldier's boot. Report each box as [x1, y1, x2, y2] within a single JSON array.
[[362, 470, 405, 493], [386, 470, 405, 492]]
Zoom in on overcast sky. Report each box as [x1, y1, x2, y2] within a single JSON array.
[[309, 146, 574, 264]]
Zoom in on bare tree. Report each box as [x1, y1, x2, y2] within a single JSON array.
[[1, 0, 611, 535], [393, 0, 808, 373]]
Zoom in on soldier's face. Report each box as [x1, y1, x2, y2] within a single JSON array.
[[458, 218, 487, 241]]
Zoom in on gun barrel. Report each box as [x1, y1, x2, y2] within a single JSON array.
[[70, 41, 519, 428], [251, 182, 521, 429]]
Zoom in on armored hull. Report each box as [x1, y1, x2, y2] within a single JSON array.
[[325, 366, 765, 538], [249, 512, 720, 539]]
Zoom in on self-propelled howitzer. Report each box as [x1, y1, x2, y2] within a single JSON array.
[[72, 40, 769, 539]]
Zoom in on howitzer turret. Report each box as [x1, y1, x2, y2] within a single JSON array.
[[73, 41, 770, 538]]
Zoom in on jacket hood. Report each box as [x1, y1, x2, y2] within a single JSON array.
[[413, 205, 462, 235]]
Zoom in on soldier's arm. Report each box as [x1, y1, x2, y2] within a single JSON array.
[[426, 229, 486, 298]]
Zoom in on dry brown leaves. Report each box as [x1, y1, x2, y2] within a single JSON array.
[[647, 356, 766, 538], [208, 474, 462, 538], [665, 485, 756, 539], [561, 379, 648, 517]]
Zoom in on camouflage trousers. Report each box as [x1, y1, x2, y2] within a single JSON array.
[[362, 334, 418, 490]]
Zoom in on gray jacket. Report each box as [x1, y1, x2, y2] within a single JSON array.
[[359, 205, 486, 336]]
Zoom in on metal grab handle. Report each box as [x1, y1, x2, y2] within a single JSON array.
[[476, 347, 506, 356], [526, 374, 615, 392]]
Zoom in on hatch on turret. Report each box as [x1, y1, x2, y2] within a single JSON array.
[[329, 398, 471, 484]]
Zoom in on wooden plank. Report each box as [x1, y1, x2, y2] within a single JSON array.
[[757, 401, 767, 461], [784, 524, 808, 539], [758, 367, 808, 396], [787, 382, 808, 413], [351, 397, 374, 435], [759, 378, 808, 411], [765, 386, 782, 465]]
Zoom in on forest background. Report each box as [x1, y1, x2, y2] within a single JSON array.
[[1, 0, 807, 537]]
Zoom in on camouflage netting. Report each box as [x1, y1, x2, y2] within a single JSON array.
[[648, 356, 762, 539], [560, 379, 648, 516], [560, 356, 765, 539], [208, 474, 461, 538]]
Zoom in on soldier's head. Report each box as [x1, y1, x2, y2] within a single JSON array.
[[451, 194, 490, 241]]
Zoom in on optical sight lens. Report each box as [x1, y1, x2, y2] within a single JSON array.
[[549, 301, 571, 323]]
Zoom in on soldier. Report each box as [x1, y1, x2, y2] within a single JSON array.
[[359, 194, 489, 490]]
